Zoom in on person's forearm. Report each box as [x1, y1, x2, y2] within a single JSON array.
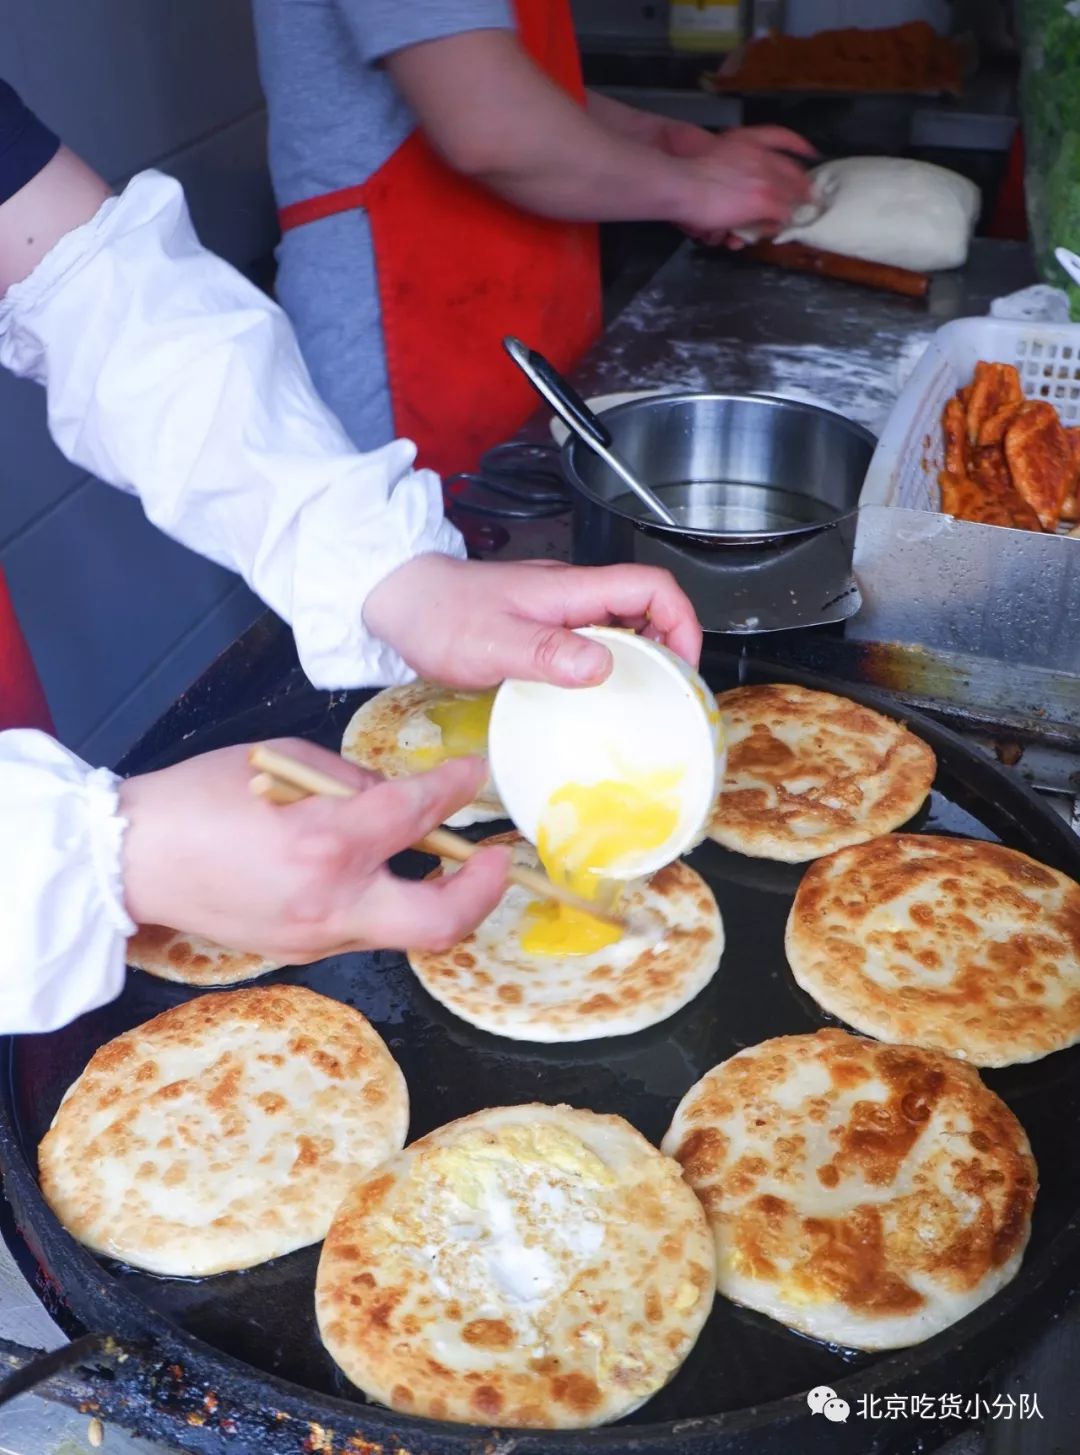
[[387, 32, 694, 225], [586, 91, 667, 147], [0, 146, 111, 291], [475, 120, 685, 222], [586, 92, 715, 160], [0, 168, 464, 689]]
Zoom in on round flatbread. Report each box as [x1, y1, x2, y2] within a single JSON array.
[[408, 833, 723, 1042], [662, 1030, 1036, 1350], [708, 684, 936, 862], [787, 834, 1080, 1067], [126, 924, 281, 986], [316, 1103, 715, 1427], [342, 681, 504, 829], [39, 985, 408, 1277]]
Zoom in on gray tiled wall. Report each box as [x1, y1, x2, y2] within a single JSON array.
[[2, 0, 277, 766]]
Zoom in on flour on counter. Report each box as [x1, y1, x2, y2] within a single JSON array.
[[592, 260, 936, 434], [592, 336, 932, 435]]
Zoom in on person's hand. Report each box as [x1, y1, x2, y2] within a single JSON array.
[[119, 740, 509, 958], [668, 125, 817, 247], [363, 557, 703, 688]]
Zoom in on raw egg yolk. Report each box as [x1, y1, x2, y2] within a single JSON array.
[[689, 675, 722, 731], [409, 691, 495, 769], [521, 772, 681, 957]]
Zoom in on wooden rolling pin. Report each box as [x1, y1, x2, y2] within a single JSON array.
[[745, 240, 931, 301], [247, 743, 626, 930]]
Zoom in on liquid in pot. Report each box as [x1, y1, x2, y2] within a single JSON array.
[[613, 481, 839, 534]]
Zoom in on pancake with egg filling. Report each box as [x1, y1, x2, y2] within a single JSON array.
[[708, 684, 936, 862], [316, 1103, 715, 1427], [126, 924, 281, 986], [38, 985, 408, 1277], [408, 833, 723, 1041], [662, 1030, 1035, 1350], [786, 834, 1080, 1067], [341, 681, 503, 827]]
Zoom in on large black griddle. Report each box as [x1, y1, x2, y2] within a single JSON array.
[[2, 643, 1080, 1455]]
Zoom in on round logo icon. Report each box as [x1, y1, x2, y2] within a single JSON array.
[[807, 1385, 837, 1415]]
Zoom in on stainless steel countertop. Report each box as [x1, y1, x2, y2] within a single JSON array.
[[570, 237, 1036, 416]]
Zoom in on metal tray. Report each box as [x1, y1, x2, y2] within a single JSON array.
[[2, 650, 1080, 1455]]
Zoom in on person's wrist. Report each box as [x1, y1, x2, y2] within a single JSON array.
[[117, 772, 171, 927], [657, 156, 705, 232], [361, 552, 442, 643], [658, 119, 713, 160]]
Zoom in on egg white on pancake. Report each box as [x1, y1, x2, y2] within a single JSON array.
[[787, 833, 1080, 1067], [39, 985, 408, 1277], [662, 1030, 1036, 1350], [126, 924, 281, 986], [408, 834, 724, 1042], [341, 681, 504, 828], [708, 684, 936, 862], [316, 1103, 715, 1427]]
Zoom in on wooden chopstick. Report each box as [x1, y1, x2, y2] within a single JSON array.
[[247, 744, 626, 930], [249, 770, 308, 804]]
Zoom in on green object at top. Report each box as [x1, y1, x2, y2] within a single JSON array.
[[1020, 0, 1080, 319]]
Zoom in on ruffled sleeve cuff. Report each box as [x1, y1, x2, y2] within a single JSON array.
[[0, 730, 133, 1034]]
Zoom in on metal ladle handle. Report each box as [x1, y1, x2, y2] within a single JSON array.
[[503, 337, 678, 527]]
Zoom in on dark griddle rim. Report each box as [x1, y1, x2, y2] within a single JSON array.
[[2, 658, 1080, 1453]]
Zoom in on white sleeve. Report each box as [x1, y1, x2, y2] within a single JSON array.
[[0, 170, 466, 689], [0, 730, 133, 1035]]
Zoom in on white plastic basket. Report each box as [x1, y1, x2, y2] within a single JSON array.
[[861, 317, 1080, 512]]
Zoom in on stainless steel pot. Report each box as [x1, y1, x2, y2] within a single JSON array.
[[563, 393, 876, 633]]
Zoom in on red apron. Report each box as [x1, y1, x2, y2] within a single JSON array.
[[278, 0, 601, 480], [0, 566, 52, 732]]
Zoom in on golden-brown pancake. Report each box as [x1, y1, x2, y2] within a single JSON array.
[[39, 985, 408, 1276], [126, 925, 280, 986], [316, 1103, 715, 1426], [662, 1030, 1036, 1349], [786, 833, 1080, 1066], [408, 833, 723, 1041], [341, 681, 504, 828], [708, 684, 936, 862]]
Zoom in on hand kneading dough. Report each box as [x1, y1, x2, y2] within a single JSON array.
[[39, 985, 408, 1276], [777, 157, 980, 272], [316, 1104, 715, 1426]]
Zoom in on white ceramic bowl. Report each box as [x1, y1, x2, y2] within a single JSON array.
[[488, 628, 724, 879]]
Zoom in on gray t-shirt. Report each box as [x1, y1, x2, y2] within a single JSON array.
[[253, 0, 514, 452]]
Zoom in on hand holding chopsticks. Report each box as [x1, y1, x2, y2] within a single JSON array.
[[248, 744, 625, 931]]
